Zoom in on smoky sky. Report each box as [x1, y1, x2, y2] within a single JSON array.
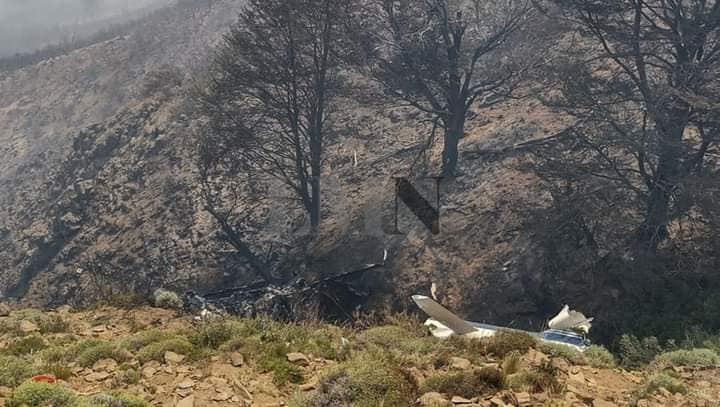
[[0, 0, 172, 57]]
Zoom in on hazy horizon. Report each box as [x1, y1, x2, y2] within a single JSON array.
[[0, 0, 173, 57]]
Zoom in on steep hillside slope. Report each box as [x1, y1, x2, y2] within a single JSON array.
[[0, 0, 244, 300], [0, 0, 627, 343]]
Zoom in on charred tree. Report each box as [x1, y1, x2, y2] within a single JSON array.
[[533, 0, 720, 256], [199, 0, 349, 233], [355, 0, 535, 176]]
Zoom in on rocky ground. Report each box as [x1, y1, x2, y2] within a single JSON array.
[[0, 305, 718, 406]]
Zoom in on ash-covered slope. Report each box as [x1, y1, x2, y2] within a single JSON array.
[[0, 0, 610, 338], [0, 0, 246, 302]]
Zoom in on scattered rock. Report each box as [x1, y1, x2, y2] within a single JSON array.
[[525, 349, 549, 365], [177, 379, 196, 389], [19, 320, 39, 333], [91, 325, 106, 333], [489, 396, 506, 406], [92, 358, 117, 372], [451, 395, 473, 404], [299, 381, 317, 391], [164, 351, 186, 364], [213, 392, 232, 402], [230, 352, 244, 367], [176, 395, 195, 407], [286, 352, 310, 366], [450, 357, 472, 370], [418, 392, 450, 406], [514, 392, 531, 406], [0, 303, 10, 317], [566, 384, 594, 402], [85, 371, 110, 382], [142, 366, 156, 378]]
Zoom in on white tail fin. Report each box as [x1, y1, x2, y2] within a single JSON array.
[[412, 295, 476, 335], [548, 305, 593, 334]]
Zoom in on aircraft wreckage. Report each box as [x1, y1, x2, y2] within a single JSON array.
[[180, 247, 592, 351], [412, 295, 593, 351]]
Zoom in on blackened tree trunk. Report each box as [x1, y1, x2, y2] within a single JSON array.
[[636, 109, 690, 254], [442, 111, 466, 177], [360, 0, 533, 177]]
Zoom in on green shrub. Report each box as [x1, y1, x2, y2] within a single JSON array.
[[87, 393, 149, 407], [420, 367, 504, 398], [122, 329, 177, 352], [584, 345, 616, 368], [312, 352, 417, 406], [4, 334, 47, 355], [115, 368, 142, 386], [506, 361, 562, 394], [633, 373, 687, 400], [617, 334, 663, 369], [6, 382, 78, 407], [501, 351, 522, 375], [191, 320, 238, 349], [76, 342, 129, 367], [486, 331, 536, 358], [264, 358, 305, 386], [153, 289, 183, 310], [10, 310, 68, 334], [37, 315, 69, 334], [136, 338, 195, 363], [440, 335, 487, 361], [0, 355, 36, 387], [537, 342, 586, 365], [40, 362, 73, 380], [291, 372, 355, 407], [651, 348, 720, 369], [358, 326, 435, 354], [39, 345, 72, 363]]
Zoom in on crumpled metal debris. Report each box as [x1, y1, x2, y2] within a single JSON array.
[[412, 295, 593, 351], [183, 250, 387, 322]]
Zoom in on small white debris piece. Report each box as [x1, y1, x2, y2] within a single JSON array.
[[430, 282, 438, 301]]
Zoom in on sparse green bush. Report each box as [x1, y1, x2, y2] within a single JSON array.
[[136, 338, 195, 363], [6, 382, 78, 407], [358, 326, 435, 354], [4, 334, 47, 355], [538, 342, 586, 365], [506, 361, 562, 394], [10, 310, 68, 334], [76, 341, 130, 367], [38, 314, 69, 334], [651, 348, 720, 369], [618, 334, 663, 369], [584, 345, 616, 368], [311, 352, 417, 406], [87, 393, 149, 407], [39, 345, 72, 363], [486, 331, 536, 358], [191, 320, 239, 349], [115, 368, 142, 386], [153, 289, 183, 310], [501, 351, 522, 375], [537, 342, 615, 368], [420, 367, 504, 398], [40, 362, 73, 380], [632, 373, 687, 400], [0, 355, 36, 387], [265, 358, 305, 386], [122, 329, 177, 352]]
